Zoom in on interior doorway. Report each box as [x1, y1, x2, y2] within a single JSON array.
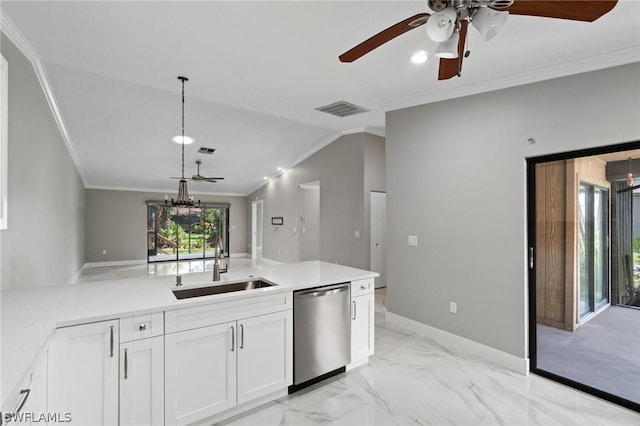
[[298, 181, 320, 261], [527, 142, 640, 412], [370, 192, 387, 288], [251, 200, 263, 260]]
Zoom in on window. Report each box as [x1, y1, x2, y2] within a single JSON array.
[[146, 203, 229, 263]]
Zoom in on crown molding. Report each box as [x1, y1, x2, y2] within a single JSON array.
[[85, 184, 247, 198], [1, 13, 87, 186], [381, 46, 640, 112]]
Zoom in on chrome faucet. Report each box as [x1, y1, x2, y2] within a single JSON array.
[[213, 240, 228, 281]]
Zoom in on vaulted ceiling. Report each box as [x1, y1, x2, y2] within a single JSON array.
[[2, 1, 639, 195]]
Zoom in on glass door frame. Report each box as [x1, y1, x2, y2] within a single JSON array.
[[526, 140, 640, 414], [146, 201, 230, 263]]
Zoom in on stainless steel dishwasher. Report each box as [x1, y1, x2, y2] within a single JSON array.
[[291, 283, 351, 390]]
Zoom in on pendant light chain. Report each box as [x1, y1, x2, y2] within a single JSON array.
[[180, 76, 187, 180], [166, 76, 199, 208]]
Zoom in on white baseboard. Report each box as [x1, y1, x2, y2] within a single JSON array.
[[386, 312, 529, 376], [230, 252, 249, 258], [83, 259, 147, 269]]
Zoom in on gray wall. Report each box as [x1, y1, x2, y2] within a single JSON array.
[[0, 35, 85, 289], [85, 189, 247, 263], [386, 63, 640, 359], [247, 132, 385, 268]]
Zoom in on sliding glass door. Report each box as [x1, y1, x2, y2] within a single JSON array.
[[147, 202, 229, 263], [528, 142, 640, 412], [578, 183, 609, 319]]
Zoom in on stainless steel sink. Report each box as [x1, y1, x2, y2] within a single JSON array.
[[172, 280, 275, 300]]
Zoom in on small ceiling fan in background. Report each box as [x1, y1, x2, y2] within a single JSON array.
[[339, 0, 618, 80], [171, 160, 225, 183]]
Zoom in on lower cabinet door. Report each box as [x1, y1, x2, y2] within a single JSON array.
[[120, 336, 164, 426], [351, 293, 374, 363], [48, 320, 119, 425], [237, 310, 292, 404], [165, 322, 236, 425]]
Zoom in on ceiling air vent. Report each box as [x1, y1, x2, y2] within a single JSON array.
[[315, 101, 370, 118], [198, 147, 216, 154]]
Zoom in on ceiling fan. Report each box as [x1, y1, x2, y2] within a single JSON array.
[[171, 160, 225, 183], [339, 0, 618, 80]]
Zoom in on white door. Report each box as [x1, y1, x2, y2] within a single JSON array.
[[237, 310, 292, 404], [165, 322, 236, 425], [351, 294, 374, 363], [298, 183, 320, 261], [120, 336, 164, 426], [251, 200, 263, 259], [49, 320, 119, 425], [370, 192, 387, 288]]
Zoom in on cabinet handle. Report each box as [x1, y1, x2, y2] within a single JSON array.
[[110, 326, 114, 357], [124, 348, 128, 379], [13, 388, 30, 415], [240, 324, 244, 349], [352, 300, 357, 320], [138, 324, 147, 331], [231, 326, 235, 351]]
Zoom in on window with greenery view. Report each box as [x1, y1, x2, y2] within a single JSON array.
[[146, 202, 229, 262]]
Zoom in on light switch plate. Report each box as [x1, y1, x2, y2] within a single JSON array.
[[408, 235, 418, 246], [355, 230, 360, 238]]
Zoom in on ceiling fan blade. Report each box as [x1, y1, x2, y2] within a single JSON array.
[[502, 0, 617, 22], [438, 21, 468, 81], [339, 13, 430, 63], [204, 177, 225, 180]]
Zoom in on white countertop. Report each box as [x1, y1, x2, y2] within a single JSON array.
[[1, 260, 377, 403]]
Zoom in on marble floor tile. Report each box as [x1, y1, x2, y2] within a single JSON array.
[[220, 289, 640, 426]]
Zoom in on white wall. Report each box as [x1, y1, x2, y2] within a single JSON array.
[[0, 35, 85, 289], [247, 132, 385, 268], [386, 63, 640, 359]]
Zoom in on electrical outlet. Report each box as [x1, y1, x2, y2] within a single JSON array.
[[449, 302, 457, 314], [408, 235, 418, 246], [355, 230, 360, 238], [102, 249, 107, 255]]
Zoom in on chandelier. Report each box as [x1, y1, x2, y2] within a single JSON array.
[[167, 76, 200, 207]]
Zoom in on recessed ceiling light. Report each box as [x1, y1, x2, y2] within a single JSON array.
[[277, 167, 283, 171], [410, 51, 428, 64], [263, 176, 268, 180], [172, 135, 194, 145]]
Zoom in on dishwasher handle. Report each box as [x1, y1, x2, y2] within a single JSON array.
[[296, 285, 349, 299]]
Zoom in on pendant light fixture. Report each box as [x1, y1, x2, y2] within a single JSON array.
[[627, 157, 634, 187], [167, 76, 199, 207]]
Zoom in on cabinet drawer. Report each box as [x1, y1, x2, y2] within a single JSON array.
[[165, 292, 292, 334], [351, 278, 374, 297], [120, 312, 164, 342]]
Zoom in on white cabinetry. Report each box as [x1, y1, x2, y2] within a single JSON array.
[[350, 279, 375, 367], [2, 348, 48, 425], [237, 310, 291, 404], [164, 293, 292, 425], [165, 322, 236, 425], [48, 320, 119, 425], [119, 313, 164, 426], [119, 312, 164, 426]]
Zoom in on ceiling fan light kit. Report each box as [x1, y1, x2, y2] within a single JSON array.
[[425, 7, 457, 42], [471, 7, 509, 41], [434, 31, 460, 59], [339, 0, 619, 80]]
